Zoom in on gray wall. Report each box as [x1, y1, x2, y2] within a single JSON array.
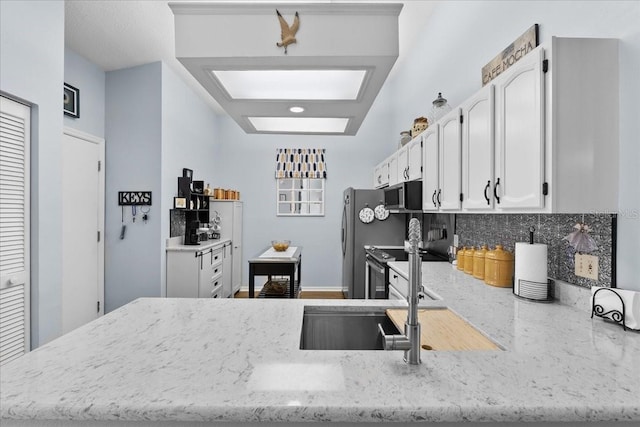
[[160, 62, 218, 295], [105, 63, 163, 312], [0, 0, 65, 347], [386, 0, 640, 291], [63, 47, 105, 138], [104, 62, 219, 312], [214, 83, 397, 288]]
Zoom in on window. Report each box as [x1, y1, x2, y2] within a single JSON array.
[[277, 178, 324, 216]]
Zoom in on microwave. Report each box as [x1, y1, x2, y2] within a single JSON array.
[[383, 181, 422, 211]]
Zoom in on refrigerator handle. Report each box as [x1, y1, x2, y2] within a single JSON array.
[[341, 204, 347, 256]]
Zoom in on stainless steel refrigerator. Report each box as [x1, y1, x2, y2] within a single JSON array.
[[341, 188, 405, 298]]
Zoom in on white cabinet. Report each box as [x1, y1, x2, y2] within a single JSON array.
[[167, 243, 226, 298], [494, 47, 545, 210], [406, 136, 423, 181], [210, 200, 243, 294], [438, 108, 463, 211], [422, 126, 439, 211], [462, 84, 495, 210], [396, 144, 409, 182], [388, 136, 423, 186], [464, 38, 618, 213], [387, 153, 399, 186], [373, 158, 390, 188], [222, 241, 232, 298], [421, 109, 462, 212]]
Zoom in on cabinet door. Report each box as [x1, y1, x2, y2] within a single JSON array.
[[222, 243, 232, 297], [407, 137, 423, 181], [494, 48, 544, 209], [387, 153, 399, 186], [438, 108, 462, 211], [462, 84, 495, 210], [397, 145, 409, 182], [231, 203, 243, 293], [422, 126, 439, 211], [373, 160, 389, 188]]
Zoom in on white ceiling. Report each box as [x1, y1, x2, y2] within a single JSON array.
[[65, 0, 437, 116]]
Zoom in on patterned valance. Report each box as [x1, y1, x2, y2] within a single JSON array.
[[275, 148, 327, 179]]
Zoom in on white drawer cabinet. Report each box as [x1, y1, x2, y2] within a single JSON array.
[[373, 158, 390, 188], [388, 267, 408, 300], [167, 242, 229, 298]]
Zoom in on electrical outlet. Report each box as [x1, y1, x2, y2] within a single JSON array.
[[453, 234, 459, 247], [575, 254, 598, 280]]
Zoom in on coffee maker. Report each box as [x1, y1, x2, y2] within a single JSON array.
[[184, 220, 200, 245]]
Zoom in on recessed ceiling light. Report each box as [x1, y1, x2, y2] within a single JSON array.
[[289, 106, 305, 113], [212, 70, 367, 100], [248, 117, 349, 134]]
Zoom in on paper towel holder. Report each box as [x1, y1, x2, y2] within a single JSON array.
[[591, 288, 627, 331]]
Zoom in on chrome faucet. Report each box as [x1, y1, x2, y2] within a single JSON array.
[[378, 218, 423, 364]]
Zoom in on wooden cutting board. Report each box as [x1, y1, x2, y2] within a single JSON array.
[[385, 308, 500, 351]]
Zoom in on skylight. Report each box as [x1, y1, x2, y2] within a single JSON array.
[[212, 70, 367, 100], [248, 117, 349, 133]]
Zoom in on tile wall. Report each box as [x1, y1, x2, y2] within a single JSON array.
[[455, 213, 616, 288]]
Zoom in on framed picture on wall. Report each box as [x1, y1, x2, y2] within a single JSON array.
[[174, 197, 187, 209], [63, 83, 80, 118]]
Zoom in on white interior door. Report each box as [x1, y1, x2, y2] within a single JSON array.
[[0, 96, 31, 364], [61, 128, 104, 334]]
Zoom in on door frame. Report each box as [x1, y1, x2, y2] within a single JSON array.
[[62, 127, 105, 317]]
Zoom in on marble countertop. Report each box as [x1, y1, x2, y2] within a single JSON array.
[[1, 263, 639, 424], [165, 237, 230, 252]]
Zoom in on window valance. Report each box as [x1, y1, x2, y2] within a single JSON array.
[[275, 148, 326, 179]]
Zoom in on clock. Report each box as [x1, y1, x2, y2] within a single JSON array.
[[358, 206, 374, 224], [374, 204, 390, 221]]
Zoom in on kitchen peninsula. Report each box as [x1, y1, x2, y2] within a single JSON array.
[[1, 263, 638, 426]]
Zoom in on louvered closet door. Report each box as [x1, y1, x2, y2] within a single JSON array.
[[0, 96, 30, 365]]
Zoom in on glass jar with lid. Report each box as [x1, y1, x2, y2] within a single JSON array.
[[427, 92, 452, 125]]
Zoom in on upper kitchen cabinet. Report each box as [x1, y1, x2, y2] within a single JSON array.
[[494, 47, 545, 210], [373, 157, 390, 189], [457, 37, 618, 213], [376, 134, 423, 188], [438, 108, 463, 211], [461, 84, 495, 210], [406, 136, 423, 181], [421, 109, 462, 211], [491, 37, 618, 213], [544, 37, 618, 213]]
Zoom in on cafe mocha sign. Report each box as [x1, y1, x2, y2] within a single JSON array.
[[482, 24, 539, 86]]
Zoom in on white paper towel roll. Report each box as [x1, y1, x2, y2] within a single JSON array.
[[514, 242, 548, 299]]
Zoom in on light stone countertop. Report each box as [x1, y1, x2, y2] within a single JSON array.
[[1, 263, 639, 425], [165, 238, 230, 252]]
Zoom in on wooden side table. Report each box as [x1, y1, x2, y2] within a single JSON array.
[[248, 246, 302, 298]]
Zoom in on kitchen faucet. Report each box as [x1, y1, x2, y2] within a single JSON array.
[[378, 218, 424, 364]]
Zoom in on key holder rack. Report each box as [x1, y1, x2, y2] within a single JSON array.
[[118, 191, 152, 206], [591, 287, 626, 331]]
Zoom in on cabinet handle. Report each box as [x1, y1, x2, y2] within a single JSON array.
[[493, 178, 501, 204], [437, 189, 441, 206], [377, 175, 381, 184], [484, 180, 491, 205], [432, 190, 437, 207]]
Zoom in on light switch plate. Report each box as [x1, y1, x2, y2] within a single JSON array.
[[575, 254, 598, 280]]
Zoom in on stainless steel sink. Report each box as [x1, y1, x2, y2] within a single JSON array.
[[300, 308, 401, 350]]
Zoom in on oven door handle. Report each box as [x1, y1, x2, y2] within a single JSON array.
[[366, 260, 385, 275]]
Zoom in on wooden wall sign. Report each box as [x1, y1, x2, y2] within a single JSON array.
[[482, 24, 539, 86]]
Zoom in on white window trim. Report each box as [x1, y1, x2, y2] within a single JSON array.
[[276, 178, 325, 217]]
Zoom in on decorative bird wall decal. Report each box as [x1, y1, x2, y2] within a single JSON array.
[[276, 9, 299, 54]]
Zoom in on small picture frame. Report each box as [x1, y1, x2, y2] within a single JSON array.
[[182, 168, 193, 180], [174, 197, 187, 209], [63, 83, 80, 118]]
